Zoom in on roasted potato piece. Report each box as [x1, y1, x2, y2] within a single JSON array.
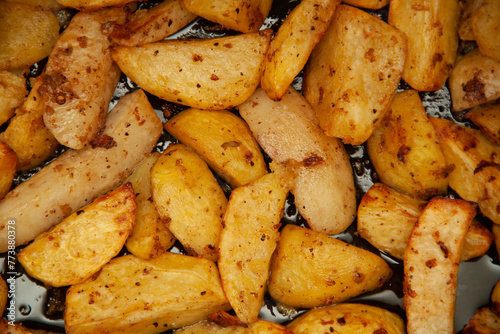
[[176, 319, 293, 333], [404, 197, 476, 334], [112, 30, 272, 110], [367, 90, 450, 197], [151, 143, 227, 261], [268, 224, 392, 309], [389, 0, 460, 91], [463, 306, 500, 334], [125, 152, 175, 260], [238, 87, 356, 234], [18, 183, 136, 287], [341, 0, 389, 9], [303, 4, 407, 145], [0, 90, 162, 253], [6, 0, 64, 11], [0, 2, 59, 70], [0, 142, 17, 200], [0, 277, 6, 314], [0, 70, 27, 126], [39, 7, 126, 149], [458, 0, 485, 41], [449, 49, 500, 111], [260, 0, 340, 101], [54, 0, 135, 11], [182, 0, 272, 33], [357, 183, 493, 261], [471, 0, 500, 62], [493, 224, 500, 257], [0, 319, 60, 334], [165, 109, 267, 188], [287, 303, 405, 334], [218, 171, 290, 323], [64, 253, 231, 333], [466, 104, 500, 146], [110, 0, 197, 46]]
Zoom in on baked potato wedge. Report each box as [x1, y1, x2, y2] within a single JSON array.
[[493, 224, 500, 257], [0, 319, 60, 334], [260, 0, 340, 101], [404, 197, 476, 334], [18, 183, 136, 287], [466, 104, 500, 146], [303, 4, 407, 145], [182, 0, 273, 33], [366, 90, 450, 197], [388, 0, 460, 91], [176, 319, 293, 333], [268, 224, 392, 309], [151, 143, 227, 262], [64, 253, 231, 333], [0, 142, 17, 201], [53, 0, 136, 11], [0, 70, 27, 127], [0, 277, 6, 314], [112, 30, 272, 110], [471, 0, 500, 62], [165, 109, 267, 188], [458, 0, 484, 41], [125, 152, 176, 260], [463, 305, 500, 334], [341, 0, 389, 9]]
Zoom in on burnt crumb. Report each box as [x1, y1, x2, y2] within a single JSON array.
[[90, 133, 117, 149], [437, 241, 449, 258], [397, 145, 411, 164], [462, 71, 487, 103], [303, 154, 325, 167]]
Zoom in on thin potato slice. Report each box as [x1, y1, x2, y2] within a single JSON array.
[[389, 0, 460, 91], [182, 0, 272, 33], [466, 104, 500, 146], [0, 142, 17, 200], [303, 4, 407, 145], [112, 31, 272, 110], [64, 253, 231, 333], [151, 143, 227, 262], [238, 87, 356, 234], [287, 303, 405, 334], [404, 197, 476, 334], [125, 152, 175, 260], [165, 109, 267, 188], [176, 319, 293, 333], [458, 0, 485, 41], [0, 70, 27, 127], [268, 224, 392, 309], [261, 0, 340, 101], [18, 183, 136, 287], [110, 0, 197, 46], [218, 171, 290, 324], [471, 0, 500, 62]]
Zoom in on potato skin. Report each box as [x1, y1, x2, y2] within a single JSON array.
[[466, 104, 500, 146], [471, 0, 500, 62]]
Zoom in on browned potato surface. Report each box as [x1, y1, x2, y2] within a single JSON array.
[[0, 318, 60, 334], [0, 142, 17, 201], [0, 70, 27, 127], [342, 0, 389, 9], [0, 277, 6, 314], [466, 104, 500, 146], [303, 4, 407, 145], [462, 306, 500, 334], [54, 0, 136, 11], [459, 0, 485, 41], [471, 0, 500, 61], [6, 0, 64, 11], [176, 319, 293, 333], [493, 224, 500, 257]]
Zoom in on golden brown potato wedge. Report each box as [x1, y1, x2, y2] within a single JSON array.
[[462, 305, 500, 334], [54, 0, 135, 11], [404, 197, 476, 334], [165, 108, 267, 188], [18, 183, 136, 287], [39, 7, 126, 149], [176, 319, 294, 333], [268, 224, 392, 309], [0, 2, 59, 70], [182, 0, 272, 33], [287, 303, 405, 334], [458, 0, 485, 41], [112, 30, 272, 110], [238, 87, 356, 234], [0, 70, 27, 127], [125, 152, 176, 260], [389, 0, 460, 91], [471, 0, 500, 62], [367, 90, 450, 197], [492, 279, 500, 303], [466, 104, 500, 146], [151, 143, 227, 262], [64, 253, 231, 333], [449, 49, 500, 111], [0, 142, 17, 201], [110, 0, 197, 46], [341, 0, 389, 9], [6, 0, 64, 11], [303, 4, 407, 145], [261, 0, 340, 101], [218, 171, 290, 324], [493, 224, 500, 257]]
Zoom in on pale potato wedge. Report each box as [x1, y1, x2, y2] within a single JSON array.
[[367, 90, 450, 197], [303, 4, 407, 145], [125, 152, 176, 260], [0, 142, 17, 200], [110, 0, 197, 46], [462, 306, 500, 334], [151, 143, 227, 262], [64, 253, 231, 333], [389, 0, 460, 91], [0, 90, 162, 253], [268, 224, 392, 309], [404, 197, 476, 334], [176, 319, 293, 333], [471, 0, 500, 62], [18, 183, 136, 287], [466, 104, 500, 146], [165, 109, 267, 188], [238, 87, 356, 234], [342, 0, 389, 9], [218, 171, 290, 324], [182, 0, 272, 33], [53, 0, 135, 11], [287, 303, 405, 334], [0, 70, 27, 127], [39, 7, 127, 149], [449, 49, 500, 111], [458, 0, 485, 41], [357, 183, 493, 262], [112, 30, 272, 110], [260, 0, 340, 101], [0, 2, 59, 70]]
